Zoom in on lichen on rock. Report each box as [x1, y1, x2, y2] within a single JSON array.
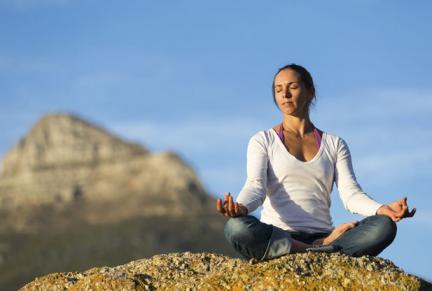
[[20, 251, 431, 290]]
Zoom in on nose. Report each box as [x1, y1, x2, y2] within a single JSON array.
[[284, 88, 291, 98]]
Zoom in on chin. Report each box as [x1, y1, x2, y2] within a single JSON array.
[[282, 109, 295, 114]]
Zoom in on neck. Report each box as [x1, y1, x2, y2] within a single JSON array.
[[281, 115, 314, 138]]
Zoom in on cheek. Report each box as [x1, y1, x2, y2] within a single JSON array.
[[275, 95, 283, 103], [296, 91, 309, 101]]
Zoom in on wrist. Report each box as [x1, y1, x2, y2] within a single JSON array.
[[376, 205, 386, 215], [238, 204, 249, 215]]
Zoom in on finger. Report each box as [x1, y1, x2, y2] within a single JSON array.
[[407, 208, 416, 217], [234, 202, 239, 215], [228, 195, 234, 216], [223, 199, 228, 207], [216, 199, 224, 213], [397, 205, 408, 217], [223, 201, 229, 214], [223, 192, 229, 207], [401, 197, 408, 207]]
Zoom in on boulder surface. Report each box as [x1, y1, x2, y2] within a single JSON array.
[[20, 251, 431, 290]]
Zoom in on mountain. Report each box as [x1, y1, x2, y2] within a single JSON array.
[[0, 113, 235, 290], [0, 113, 215, 230]]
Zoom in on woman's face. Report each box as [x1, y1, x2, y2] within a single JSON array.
[[274, 69, 313, 117]]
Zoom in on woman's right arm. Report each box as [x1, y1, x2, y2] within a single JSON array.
[[216, 133, 268, 217], [236, 133, 269, 214]]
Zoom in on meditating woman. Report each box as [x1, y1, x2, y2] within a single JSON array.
[[216, 64, 416, 262]]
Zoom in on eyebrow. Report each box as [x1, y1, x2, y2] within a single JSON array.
[[275, 81, 299, 86]]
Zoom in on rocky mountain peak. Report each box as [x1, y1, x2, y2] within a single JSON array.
[[0, 112, 212, 222], [1, 112, 148, 177]]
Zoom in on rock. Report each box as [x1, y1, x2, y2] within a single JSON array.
[[19, 252, 432, 290]]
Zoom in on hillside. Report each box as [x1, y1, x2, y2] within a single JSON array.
[[0, 113, 235, 290]]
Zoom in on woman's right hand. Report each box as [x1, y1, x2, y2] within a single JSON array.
[[321, 221, 359, 245], [216, 192, 248, 217]]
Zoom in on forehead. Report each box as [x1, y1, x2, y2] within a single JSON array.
[[274, 69, 301, 85]]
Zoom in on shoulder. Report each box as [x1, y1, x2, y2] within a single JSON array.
[[251, 128, 278, 142], [322, 131, 350, 153], [247, 128, 277, 149], [324, 131, 345, 144]]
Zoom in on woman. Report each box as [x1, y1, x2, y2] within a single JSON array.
[[216, 64, 416, 262]]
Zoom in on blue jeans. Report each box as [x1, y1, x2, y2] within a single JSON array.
[[224, 215, 397, 261]]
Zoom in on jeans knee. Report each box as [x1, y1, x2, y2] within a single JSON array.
[[369, 215, 397, 245], [224, 216, 257, 243], [331, 215, 397, 257], [376, 215, 397, 238]]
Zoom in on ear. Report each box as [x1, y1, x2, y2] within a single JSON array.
[[305, 90, 313, 104], [307, 89, 315, 103]]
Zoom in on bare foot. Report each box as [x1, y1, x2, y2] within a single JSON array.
[[322, 221, 358, 245]]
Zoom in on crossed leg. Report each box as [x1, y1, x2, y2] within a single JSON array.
[[224, 215, 397, 260], [330, 214, 397, 257]]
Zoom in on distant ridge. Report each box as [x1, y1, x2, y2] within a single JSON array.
[[0, 113, 234, 291], [0, 112, 148, 176], [0, 112, 214, 227]]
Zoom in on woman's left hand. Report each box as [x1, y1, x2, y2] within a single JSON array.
[[376, 197, 416, 222]]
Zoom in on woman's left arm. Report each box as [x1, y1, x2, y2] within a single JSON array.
[[335, 137, 416, 221], [334, 137, 384, 216]]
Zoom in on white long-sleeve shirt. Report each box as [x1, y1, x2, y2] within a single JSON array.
[[237, 128, 383, 233]]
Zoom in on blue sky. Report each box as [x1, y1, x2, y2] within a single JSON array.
[[1, 0, 431, 280]]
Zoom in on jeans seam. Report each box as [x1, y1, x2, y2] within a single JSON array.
[[260, 226, 276, 261]]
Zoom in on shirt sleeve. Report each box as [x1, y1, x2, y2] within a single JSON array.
[[335, 137, 383, 216], [236, 133, 268, 213]]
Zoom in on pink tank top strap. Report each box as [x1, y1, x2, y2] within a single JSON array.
[[277, 122, 284, 141], [313, 127, 322, 149]]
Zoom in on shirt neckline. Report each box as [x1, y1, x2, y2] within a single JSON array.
[[270, 128, 326, 164]]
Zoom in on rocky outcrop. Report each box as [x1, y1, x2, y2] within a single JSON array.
[[20, 252, 431, 290]]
